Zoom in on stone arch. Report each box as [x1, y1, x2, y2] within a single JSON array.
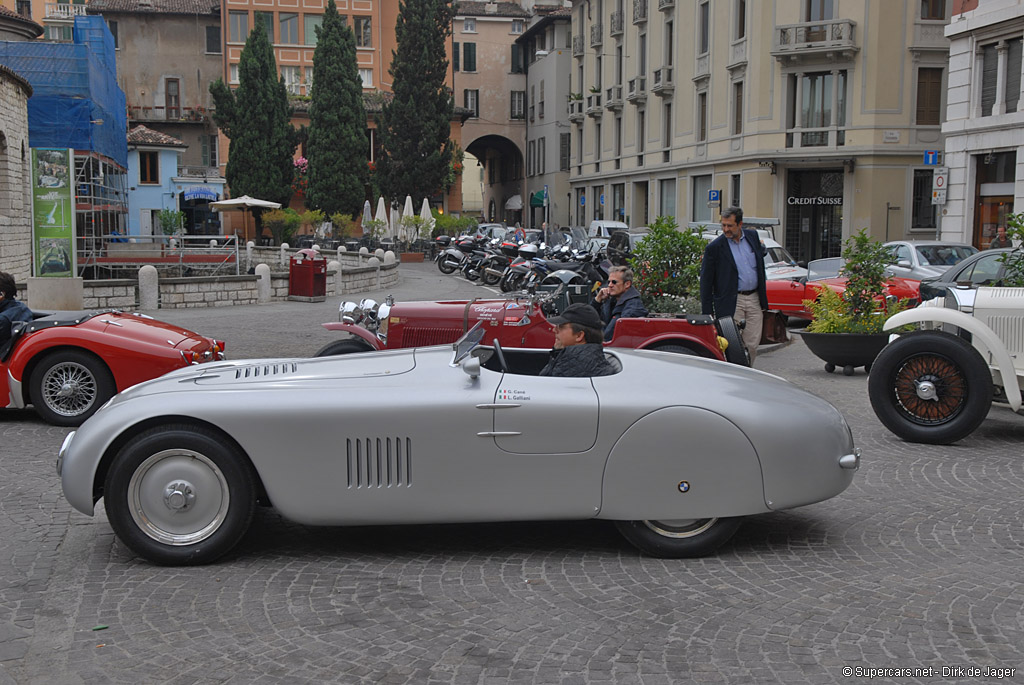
[[464, 134, 524, 224]]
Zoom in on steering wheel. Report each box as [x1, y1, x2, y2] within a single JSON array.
[[492, 338, 509, 372]]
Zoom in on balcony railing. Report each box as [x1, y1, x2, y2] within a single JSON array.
[[586, 93, 603, 117], [771, 19, 859, 62], [610, 11, 624, 36], [573, 34, 584, 57], [658, 0, 674, 9], [633, 0, 647, 24], [590, 23, 603, 47], [45, 3, 86, 19], [177, 165, 221, 178], [128, 105, 211, 123], [568, 99, 585, 122], [785, 126, 846, 149], [652, 67, 673, 96], [627, 77, 646, 104], [605, 85, 623, 111]]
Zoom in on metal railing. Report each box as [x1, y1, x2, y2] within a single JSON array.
[[81, 234, 241, 278]]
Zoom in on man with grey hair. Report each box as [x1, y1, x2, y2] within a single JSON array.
[[699, 206, 768, 364], [592, 265, 648, 341]]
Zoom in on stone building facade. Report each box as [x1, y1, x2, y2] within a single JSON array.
[[0, 64, 32, 280]]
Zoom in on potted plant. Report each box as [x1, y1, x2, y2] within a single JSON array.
[[628, 216, 706, 316], [799, 229, 912, 375]]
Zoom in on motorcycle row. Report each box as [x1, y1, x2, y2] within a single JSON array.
[[433, 232, 612, 293]]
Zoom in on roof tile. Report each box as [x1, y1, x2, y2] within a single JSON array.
[[127, 124, 187, 147]]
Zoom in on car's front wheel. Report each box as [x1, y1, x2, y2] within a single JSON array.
[[614, 517, 741, 558], [868, 330, 992, 445], [104, 425, 257, 565], [28, 349, 116, 426]]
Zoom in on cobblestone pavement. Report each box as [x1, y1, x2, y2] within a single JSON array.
[[1, 263, 1022, 684]]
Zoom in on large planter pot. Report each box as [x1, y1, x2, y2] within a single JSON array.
[[399, 252, 424, 263], [793, 331, 890, 376]]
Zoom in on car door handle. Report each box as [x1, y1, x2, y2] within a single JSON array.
[[475, 403, 522, 409], [477, 431, 523, 437]]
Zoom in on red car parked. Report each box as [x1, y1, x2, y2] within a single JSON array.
[[316, 288, 750, 366], [1, 309, 225, 426], [766, 258, 921, 319]]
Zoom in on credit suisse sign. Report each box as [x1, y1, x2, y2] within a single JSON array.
[[787, 196, 843, 205]]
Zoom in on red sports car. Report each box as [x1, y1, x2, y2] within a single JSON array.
[[767, 258, 921, 319], [1, 309, 225, 426]]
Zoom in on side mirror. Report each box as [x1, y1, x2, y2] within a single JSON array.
[[897, 259, 912, 268], [461, 355, 480, 379]]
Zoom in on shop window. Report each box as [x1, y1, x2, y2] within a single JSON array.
[[660, 178, 676, 217], [692, 174, 712, 223], [139, 152, 159, 184]]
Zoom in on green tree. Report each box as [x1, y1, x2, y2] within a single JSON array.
[[305, 0, 367, 218], [376, 0, 456, 201], [262, 208, 303, 246], [209, 26, 297, 214], [628, 216, 706, 312]]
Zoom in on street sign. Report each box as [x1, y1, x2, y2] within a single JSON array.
[[932, 167, 948, 191], [600, 193, 605, 205], [543, 184, 549, 205], [708, 189, 721, 208], [932, 189, 947, 205], [923, 150, 943, 165], [580, 195, 585, 206]]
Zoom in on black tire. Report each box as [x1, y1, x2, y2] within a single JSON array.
[[438, 258, 457, 275], [614, 517, 742, 558], [104, 424, 257, 565], [501, 272, 524, 293], [28, 349, 116, 426], [716, 317, 750, 366], [482, 264, 503, 286], [314, 339, 375, 357], [868, 330, 993, 445], [652, 343, 699, 357]]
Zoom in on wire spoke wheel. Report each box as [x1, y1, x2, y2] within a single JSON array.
[[41, 361, 98, 416], [893, 353, 966, 425]]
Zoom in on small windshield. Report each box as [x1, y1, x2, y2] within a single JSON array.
[[451, 321, 485, 365], [807, 257, 844, 281], [915, 244, 977, 267], [766, 246, 797, 266]]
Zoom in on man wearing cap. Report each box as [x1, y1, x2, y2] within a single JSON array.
[[539, 303, 616, 377]]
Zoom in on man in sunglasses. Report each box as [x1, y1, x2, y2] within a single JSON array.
[[539, 303, 615, 377], [699, 206, 768, 364], [592, 265, 648, 341]]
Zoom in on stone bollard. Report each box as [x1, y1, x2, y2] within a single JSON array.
[[367, 256, 381, 289], [374, 248, 385, 260], [359, 246, 369, 255], [138, 264, 159, 310], [327, 260, 341, 295], [280, 243, 290, 268], [246, 241, 255, 271], [312, 244, 320, 252], [255, 263, 271, 303], [339, 245, 347, 252], [383, 251, 396, 264], [209, 239, 218, 248]]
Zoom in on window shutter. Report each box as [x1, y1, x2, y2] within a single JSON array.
[[201, 136, 209, 167], [1007, 38, 1022, 113], [511, 44, 521, 73], [464, 43, 476, 72], [560, 132, 570, 171], [916, 68, 942, 125], [981, 44, 998, 116], [453, 42, 459, 72]]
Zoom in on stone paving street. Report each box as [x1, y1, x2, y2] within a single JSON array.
[[1, 262, 1022, 684]]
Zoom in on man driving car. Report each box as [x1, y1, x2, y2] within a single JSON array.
[[539, 303, 615, 377]]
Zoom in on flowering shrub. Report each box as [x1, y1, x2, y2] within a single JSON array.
[[292, 157, 309, 196]]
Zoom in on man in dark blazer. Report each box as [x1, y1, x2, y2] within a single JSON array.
[[699, 207, 768, 364]]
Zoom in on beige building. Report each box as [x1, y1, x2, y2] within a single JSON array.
[[569, 0, 953, 262]]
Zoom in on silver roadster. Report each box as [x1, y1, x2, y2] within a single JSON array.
[[58, 325, 860, 565]]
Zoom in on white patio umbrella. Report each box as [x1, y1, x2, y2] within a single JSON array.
[[209, 195, 282, 240], [373, 196, 388, 238], [419, 198, 435, 236], [390, 205, 401, 242], [401, 195, 415, 242], [362, 199, 372, 227]]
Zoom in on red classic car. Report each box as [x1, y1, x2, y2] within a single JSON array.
[[1, 309, 225, 426], [317, 288, 750, 366], [767, 258, 921, 320]]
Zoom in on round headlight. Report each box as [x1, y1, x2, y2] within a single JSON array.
[[359, 298, 380, 319], [340, 301, 363, 324]]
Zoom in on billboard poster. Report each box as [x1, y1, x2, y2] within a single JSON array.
[[30, 148, 76, 278]]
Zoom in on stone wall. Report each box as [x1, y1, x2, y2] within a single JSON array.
[[0, 68, 33, 282]]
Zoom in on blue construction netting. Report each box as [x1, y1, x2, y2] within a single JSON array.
[[0, 16, 126, 167]]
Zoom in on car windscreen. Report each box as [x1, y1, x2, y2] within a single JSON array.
[[915, 244, 978, 267], [766, 246, 797, 266], [807, 257, 844, 281]]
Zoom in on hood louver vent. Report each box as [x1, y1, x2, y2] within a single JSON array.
[[233, 362, 300, 380], [347, 437, 413, 488]]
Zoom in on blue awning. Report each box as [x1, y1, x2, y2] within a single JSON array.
[[183, 186, 219, 201]]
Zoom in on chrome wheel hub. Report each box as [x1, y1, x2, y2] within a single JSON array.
[[914, 379, 939, 402], [163, 481, 196, 512]]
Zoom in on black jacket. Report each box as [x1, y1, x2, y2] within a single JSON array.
[[539, 344, 616, 377], [0, 298, 32, 347], [592, 286, 648, 341], [699, 230, 768, 318]]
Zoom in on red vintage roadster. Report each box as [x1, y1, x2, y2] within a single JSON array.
[[316, 287, 750, 366], [1, 309, 225, 426], [766, 258, 921, 319]]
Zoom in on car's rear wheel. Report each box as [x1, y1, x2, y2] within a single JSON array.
[[614, 517, 741, 558], [716, 317, 749, 366], [28, 349, 116, 426], [314, 339, 375, 357], [104, 425, 257, 565], [868, 330, 992, 445], [651, 343, 699, 357]]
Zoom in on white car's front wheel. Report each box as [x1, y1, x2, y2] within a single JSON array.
[[104, 425, 257, 565], [614, 517, 741, 558]]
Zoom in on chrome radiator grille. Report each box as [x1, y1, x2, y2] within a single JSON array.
[[346, 437, 413, 488]]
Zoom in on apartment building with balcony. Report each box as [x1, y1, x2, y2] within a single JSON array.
[[941, 0, 1024, 247], [569, 0, 953, 262]]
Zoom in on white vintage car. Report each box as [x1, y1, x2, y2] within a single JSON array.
[[869, 285, 1024, 444], [58, 325, 860, 565]]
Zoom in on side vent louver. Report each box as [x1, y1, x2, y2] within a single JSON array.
[[234, 363, 299, 379], [346, 437, 413, 488]]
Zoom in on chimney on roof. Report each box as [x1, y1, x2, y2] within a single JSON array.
[[484, 3, 498, 13], [138, 0, 153, 8]]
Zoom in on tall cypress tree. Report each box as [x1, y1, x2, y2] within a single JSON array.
[[305, 0, 367, 217], [377, 0, 455, 201], [210, 26, 297, 207]]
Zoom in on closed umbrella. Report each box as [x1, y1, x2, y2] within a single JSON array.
[[401, 195, 415, 242], [390, 205, 401, 242], [362, 199, 372, 226], [419, 198, 435, 237], [373, 196, 388, 238]]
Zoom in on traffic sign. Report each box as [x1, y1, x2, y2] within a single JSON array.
[[932, 189, 947, 205], [600, 193, 605, 205], [923, 150, 942, 165], [580, 195, 585, 206], [708, 189, 721, 208], [932, 167, 948, 191]]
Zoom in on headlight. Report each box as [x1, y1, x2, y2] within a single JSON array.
[[340, 301, 363, 324], [377, 302, 391, 341], [359, 298, 380, 324]]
